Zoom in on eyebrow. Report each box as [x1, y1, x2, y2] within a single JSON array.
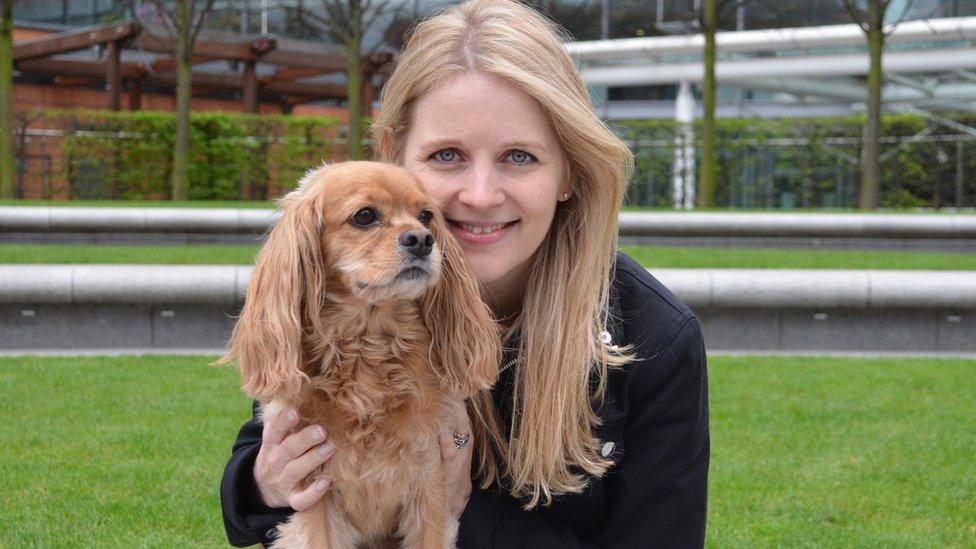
[[419, 138, 550, 153]]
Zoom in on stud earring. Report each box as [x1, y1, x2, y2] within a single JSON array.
[[560, 192, 570, 201]]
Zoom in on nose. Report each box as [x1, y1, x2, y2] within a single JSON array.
[[399, 230, 434, 258], [457, 165, 505, 209]]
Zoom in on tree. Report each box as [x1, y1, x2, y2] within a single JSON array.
[[1, 0, 14, 199], [131, 0, 218, 200], [684, 0, 746, 209], [840, 0, 915, 209], [301, 1, 403, 160], [699, 0, 718, 209]]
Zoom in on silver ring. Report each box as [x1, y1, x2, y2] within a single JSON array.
[[453, 432, 470, 450]]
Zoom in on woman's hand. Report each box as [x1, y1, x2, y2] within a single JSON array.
[[439, 395, 475, 519], [254, 407, 336, 510]]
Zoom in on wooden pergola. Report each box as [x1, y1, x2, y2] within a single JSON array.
[[12, 21, 393, 113]]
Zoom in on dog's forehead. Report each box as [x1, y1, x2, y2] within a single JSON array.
[[330, 164, 430, 210]]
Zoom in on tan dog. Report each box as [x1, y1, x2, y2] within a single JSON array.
[[220, 162, 499, 548]]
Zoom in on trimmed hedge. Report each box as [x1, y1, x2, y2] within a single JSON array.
[[17, 109, 976, 207], [614, 113, 976, 209], [36, 110, 339, 201]]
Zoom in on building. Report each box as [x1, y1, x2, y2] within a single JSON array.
[[9, 1, 976, 207]]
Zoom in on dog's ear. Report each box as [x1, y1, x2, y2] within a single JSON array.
[[421, 215, 500, 399], [218, 188, 326, 401]]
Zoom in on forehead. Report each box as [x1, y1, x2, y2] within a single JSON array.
[[406, 72, 558, 149]]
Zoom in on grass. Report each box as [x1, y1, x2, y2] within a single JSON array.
[[0, 243, 262, 265], [2, 243, 975, 270], [0, 355, 972, 546], [707, 356, 976, 548], [620, 245, 976, 270]]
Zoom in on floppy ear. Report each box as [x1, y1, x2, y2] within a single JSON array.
[[217, 189, 326, 402], [421, 215, 500, 399]]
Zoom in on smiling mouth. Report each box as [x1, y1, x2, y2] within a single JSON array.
[[449, 220, 518, 235]]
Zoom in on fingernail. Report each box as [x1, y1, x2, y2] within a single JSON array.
[[318, 442, 335, 456], [310, 427, 324, 442], [286, 409, 297, 422], [314, 479, 329, 491]]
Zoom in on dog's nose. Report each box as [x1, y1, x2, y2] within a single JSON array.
[[399, 230, 434, 258]]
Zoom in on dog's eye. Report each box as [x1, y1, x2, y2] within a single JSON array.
[[418, 210, 433, 227], [351, 207, 379, 227]]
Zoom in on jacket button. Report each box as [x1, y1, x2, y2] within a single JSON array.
[[601, 441, 615, 457], [266, 527, 278, 539]]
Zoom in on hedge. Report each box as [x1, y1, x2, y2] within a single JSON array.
[[16, 109, 976, 207], [33, 109, 340, 201], [614, 113, 976, 209]]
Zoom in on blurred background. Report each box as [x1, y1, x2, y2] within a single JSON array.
[[0, 1, 973, 547]]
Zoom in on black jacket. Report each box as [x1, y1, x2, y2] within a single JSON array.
[[220, 253, 710, 548]]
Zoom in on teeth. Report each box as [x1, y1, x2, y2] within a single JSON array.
[[460, 222, 507, 235]]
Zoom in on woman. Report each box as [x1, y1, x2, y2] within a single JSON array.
[[220, 1, 709, 546]]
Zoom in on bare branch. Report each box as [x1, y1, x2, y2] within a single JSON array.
[[882, 0, 922, 37], [188, 0, 218, 49], [840, 0, 870, 33], [363, 0, 403, 37], [136, 0, 178, 38]]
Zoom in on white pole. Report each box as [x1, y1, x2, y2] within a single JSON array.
[[673, 81, 696, 209]]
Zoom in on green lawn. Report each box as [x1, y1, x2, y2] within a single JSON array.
[[620, 245, 976, 270], [2, 243, 975, 270], [0, 355, 973, 546], [0, 243, 262, 265]]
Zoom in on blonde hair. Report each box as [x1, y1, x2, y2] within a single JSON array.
[[370, 0, 634, 509]]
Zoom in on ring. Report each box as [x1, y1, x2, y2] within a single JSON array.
[[453, 432, 470, 450]]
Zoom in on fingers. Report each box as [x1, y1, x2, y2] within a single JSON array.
[[262, 406, 299, 447], [268, 424, 328, 471], [255, 407, 335, 509], [288, 477, 331, 511], [282, 440, 335, 490]]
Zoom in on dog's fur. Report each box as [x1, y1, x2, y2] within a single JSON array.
[[221, 162, 499, 548]]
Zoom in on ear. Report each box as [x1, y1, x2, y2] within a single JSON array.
[[217, 189, 326, 401], [421, 215, 500, 399]]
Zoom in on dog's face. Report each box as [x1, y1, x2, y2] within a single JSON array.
[[302, 162, 444, 303], [224, 161, 499, 402]]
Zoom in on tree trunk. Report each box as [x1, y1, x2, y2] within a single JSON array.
[[0, 0, 14, 199], [172, 0, 192, 201], [345, 0, 363, 161], [698, 0, 717, 209], [859, 0, 884, 209]]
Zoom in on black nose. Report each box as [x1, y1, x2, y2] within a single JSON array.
[[399, 230, 434, 258]]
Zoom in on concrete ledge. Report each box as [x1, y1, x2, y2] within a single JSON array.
[[3, 206, 975, 239], [0, 265, 248, 305], [618, 212, 976, 238], [3, 265, 976, 309], [2, 265, 973, 352], [0, 206, 276, 234]]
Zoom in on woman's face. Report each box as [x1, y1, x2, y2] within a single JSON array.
[[401, 71, 570, 301]]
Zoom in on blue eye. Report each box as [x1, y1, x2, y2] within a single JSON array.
[[507, 150, 536, 164], [433, 149, 459, 162]]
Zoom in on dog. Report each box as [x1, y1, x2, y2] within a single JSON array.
[[221, 161, 500, 548]]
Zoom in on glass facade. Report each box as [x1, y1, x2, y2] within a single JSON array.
[[13, 1, 976, 44]]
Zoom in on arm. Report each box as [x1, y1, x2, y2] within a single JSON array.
[[220, 401, 294, 547], [457, 316, 710, 548]]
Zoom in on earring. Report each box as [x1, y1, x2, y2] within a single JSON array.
[[560, 192, 570, 201]]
